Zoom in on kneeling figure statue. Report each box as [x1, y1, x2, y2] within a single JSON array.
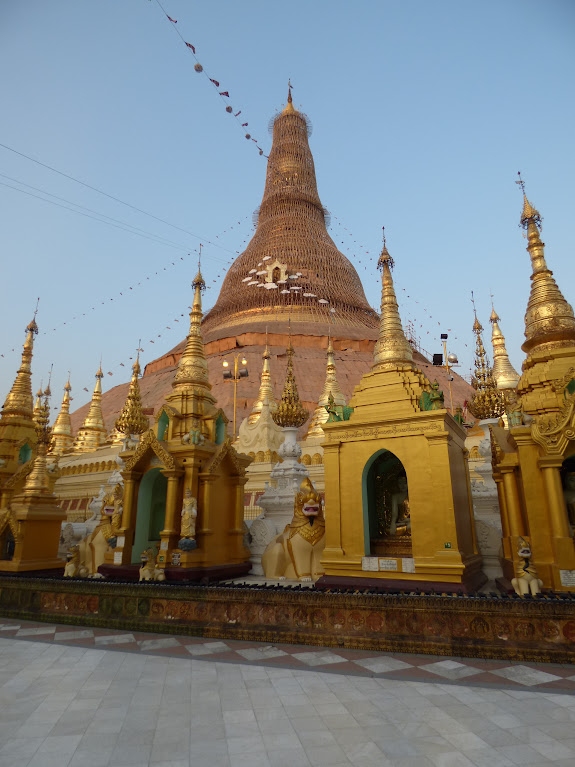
[[511, 537, 543, 596], [262, 477, 325, 582]]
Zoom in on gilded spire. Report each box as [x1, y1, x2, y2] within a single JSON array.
[[51, 377, 74, 455], [518, 188, 575, 354], [171, 267, 212, 393], [283, 80, 296, 114], [23, 387, 52, 496], [490, 304, 520, 391], [1, 317, 38, 421], [306, 336, 346, 437], [33, 385, 44, 426], [249, 338, 277, 424], [272, 344, 309, 428], [468, 305, 505, 420], [115, 354, 149, 436], [73, 365, 108, 452], [372, 230, 414, 370]]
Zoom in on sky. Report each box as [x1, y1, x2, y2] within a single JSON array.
[[1, 0, 574, 416]]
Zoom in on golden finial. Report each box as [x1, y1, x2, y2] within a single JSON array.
[[516, 178, 575, 353], [33, 383, 44, 425], [468, 294, 505, 420], [51, 375, 74, 455], [283, 80, 296, 114], [115, 350, 150, 436], [272, 343, 308, 428], [306, 335, 346, 437], [1, 312, 40, 420], [373, 227, 414, 370], [73, 363, 108, 451], [517, 172, 542, 230], [489, 298, 520, 391], [171, 259, 211, 393]]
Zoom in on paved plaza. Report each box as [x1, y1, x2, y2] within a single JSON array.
[[0, 618, 574, 767]]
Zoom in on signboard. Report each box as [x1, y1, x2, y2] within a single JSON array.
[[401, 558, 415, 573], [378, 558, 398, 572], [560, 570, 575, 587], [361, 556, 379, 572]]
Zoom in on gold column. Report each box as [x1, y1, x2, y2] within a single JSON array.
[[161, 470, 183, 535], [500, 467, 526, 539], [539, 457, 570, 540], [119, 472, 140, 564]]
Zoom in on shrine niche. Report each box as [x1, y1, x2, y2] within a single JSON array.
[[365, 450, 411, 557]]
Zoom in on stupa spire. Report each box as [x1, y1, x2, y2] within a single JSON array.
[[202, 91, 378, 339], [23, 387, 52, 496], [51, 377, 74, 455], [33, 384, 44, 426], [1, 316, 38, 421], [272, 344, 308, 428], [249, 333, 277, 424], [171, 262, 212, 395], [516, 175, 575, 354], [372, 229, 414, 370], [115, 353, 149, 437], [490, 302, 520, 391], [468, 299, 504, 420], [73, 364, 108, 451], [306, 335, 346, 437]]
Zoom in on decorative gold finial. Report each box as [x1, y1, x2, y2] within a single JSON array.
[[517, 172, 542, 230], [272, 344, 308, 428], [249, 336, 277, 424], [373, 227, 414, 370], [1, 313, 39, 420], [306, 335, 346, 437], [51, 375, 74, 455], [489, 299, 520, 391], [468, 295, 505, 420], [73, 364, 108, 451], [172, 262, 211, 392], [115, 351, 150, 436], [283, 80, 296, 114], [515, 179, 575, 353]]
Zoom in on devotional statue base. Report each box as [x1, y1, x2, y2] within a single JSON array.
[[247, 426, 308, 575]]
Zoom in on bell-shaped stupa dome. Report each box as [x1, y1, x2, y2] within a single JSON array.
[[202, 87, 379, 343]]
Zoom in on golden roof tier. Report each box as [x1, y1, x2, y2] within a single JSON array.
[[201, 89, 379, 342], [272, 344, 309, 428], [468, 312, 504, 420], [115, 355, 149, 436], [73, 365, 108, 452], [248, 340, 277, 424], [306, 337, 346, 438]]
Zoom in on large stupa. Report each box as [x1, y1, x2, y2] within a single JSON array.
[[71, 89, 472, 434]]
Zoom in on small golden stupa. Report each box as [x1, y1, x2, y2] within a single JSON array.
[[320, 232, 483, 590]]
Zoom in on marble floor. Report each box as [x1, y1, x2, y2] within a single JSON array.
[[0, 620, 574, 767]]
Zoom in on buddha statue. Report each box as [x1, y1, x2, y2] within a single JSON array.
[[389, 475, 411, 537], [178, 488, 198, 551]]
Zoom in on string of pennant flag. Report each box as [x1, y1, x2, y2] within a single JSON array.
[[152, 0, 267, 158]]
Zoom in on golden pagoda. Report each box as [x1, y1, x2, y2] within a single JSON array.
[[51, 378, 74, 455], [490, 305, 520, 392], [320, 233, 483, 590], [106, 266, 251, 579], [202, 86, 379, 341], [306, 336, 346, 438], [248, 340, 277, 424], [0, 387, 65, 572], [114, 355, 149, 437], [467, 310, 504, 420], [73, 365, 108, 452], [272, 343, 309, 429], [491, 187, 575, 590], [0, 317, 39, 487]]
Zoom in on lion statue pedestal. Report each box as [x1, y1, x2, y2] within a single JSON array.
[[261, 477, 325, 582]]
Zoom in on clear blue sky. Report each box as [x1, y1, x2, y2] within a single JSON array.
[[1, 0, 574, 414]]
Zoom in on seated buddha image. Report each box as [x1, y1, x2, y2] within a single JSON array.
[[389, 475, 411, 537]]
